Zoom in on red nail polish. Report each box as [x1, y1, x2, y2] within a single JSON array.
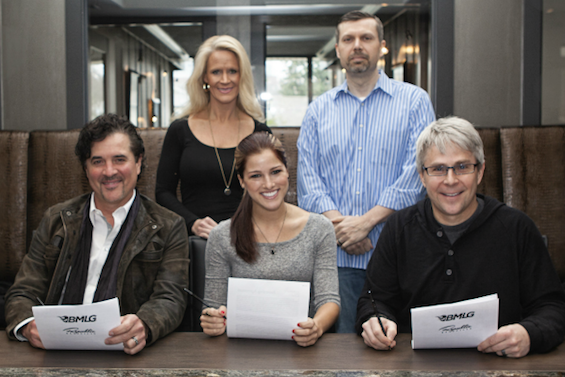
[[297, 323, 301, 327], [221, 311, 225, 315], [292, 329, 295, 333], [291, 336, 294, 340]]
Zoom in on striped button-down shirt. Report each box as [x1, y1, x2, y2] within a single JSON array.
[[297, 72, 436, 269]]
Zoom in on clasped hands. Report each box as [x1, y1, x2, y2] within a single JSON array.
[[200, 306, 323, 347], [192, 216, 218, 239], [332, 215, 373, 255], [362, 318, 530, 358], [22, 314, 148, 355]]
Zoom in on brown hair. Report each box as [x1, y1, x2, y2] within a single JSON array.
[[230, 132, 287, 263], [336, 10, 384, 42]]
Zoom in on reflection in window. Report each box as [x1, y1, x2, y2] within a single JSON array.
[[265, 57, 335, 127], [172, 59, 194, 121], [266, 57, 308, 127], [542, 0, 565, 125], [89, 50, 105, 120]]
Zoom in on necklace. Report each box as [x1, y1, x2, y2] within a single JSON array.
[[252, 206, 288, 255], [208, 114, 240, 196]]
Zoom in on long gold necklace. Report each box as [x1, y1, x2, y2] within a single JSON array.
[[252, 206, 288, 255], [208, 114, 240, 196]]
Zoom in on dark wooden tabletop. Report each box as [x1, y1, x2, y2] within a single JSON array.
[[0, 332, 563, 372]]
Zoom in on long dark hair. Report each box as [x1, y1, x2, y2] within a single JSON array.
[[230, 132, 287, 263]]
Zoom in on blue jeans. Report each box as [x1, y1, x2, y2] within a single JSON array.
[[336, 267, 367, 333]]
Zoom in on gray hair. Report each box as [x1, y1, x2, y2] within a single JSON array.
[[416, 116, 484, 173]]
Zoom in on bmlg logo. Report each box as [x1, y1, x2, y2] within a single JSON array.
[[436, 312, 474, 322], [58, 315, 97, 323]]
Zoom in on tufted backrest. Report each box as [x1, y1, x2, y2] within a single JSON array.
[[0, 132, 29, 281], [136, 128, 168, 201], [27, 130, 89, 249], [476, 128, 503, 202], [500, 127, 565, 280], [271, 127, 300, 206]]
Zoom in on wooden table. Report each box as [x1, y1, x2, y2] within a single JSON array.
[[0, 332, 563, 376]]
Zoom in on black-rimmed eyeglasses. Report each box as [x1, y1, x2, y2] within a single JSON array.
[[423, 163, 478, 176]]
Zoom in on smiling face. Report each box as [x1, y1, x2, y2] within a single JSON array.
[[335, 18, 384, 75], [419, 143, 485, 226], [203, 50, 240, 106], [85, 132, 141, 216], [238, 149, 289, 214]]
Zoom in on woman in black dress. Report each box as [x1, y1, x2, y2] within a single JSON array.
[[156, 35, 270, 238]]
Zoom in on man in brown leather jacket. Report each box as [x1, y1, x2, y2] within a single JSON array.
[[5, 114, 189, 355]]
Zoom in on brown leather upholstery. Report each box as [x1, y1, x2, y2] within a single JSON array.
[[500, 127, 565, 280], [27, 130, 89, 248], [137, 128, 168, 201], [476, 128, 503, 202], [0, 132, 29, 281], [271, 127, 300, 206]]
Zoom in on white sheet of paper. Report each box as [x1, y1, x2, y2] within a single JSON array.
[[32, 297, 123, 350], [410, 294, 499, 349], [226, 277, 310, 340]]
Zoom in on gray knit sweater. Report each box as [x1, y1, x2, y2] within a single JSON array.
[[204, 213, 340, 317]]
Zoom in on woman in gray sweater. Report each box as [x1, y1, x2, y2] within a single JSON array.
[[200, 132, 340, 347]]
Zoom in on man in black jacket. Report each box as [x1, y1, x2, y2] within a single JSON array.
[[356, 116, 565, 358]]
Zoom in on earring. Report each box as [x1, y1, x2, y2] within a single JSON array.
[[203, 83, 210, 92]]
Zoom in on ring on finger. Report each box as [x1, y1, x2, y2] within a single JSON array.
[[132, 336, 139, 346], [337, 239, 343, 246], [205, 309, 212, 317], [501, 349, 507, 357]]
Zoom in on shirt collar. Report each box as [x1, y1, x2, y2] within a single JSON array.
[[332, 70, 394, 101], [89, 189, 137, 226]]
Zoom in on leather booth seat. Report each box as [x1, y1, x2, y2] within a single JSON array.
[[0, 125, 561, 331]]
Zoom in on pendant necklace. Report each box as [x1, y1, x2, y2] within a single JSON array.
[[252, 206, 288, 255], [209, 113, 240, 196]]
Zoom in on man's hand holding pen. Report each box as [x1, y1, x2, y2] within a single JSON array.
[[200, 306, 227, 336], [361, 316, 397, 351]]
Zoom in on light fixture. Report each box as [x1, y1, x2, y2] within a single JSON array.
[[381, 47, 389, 55]]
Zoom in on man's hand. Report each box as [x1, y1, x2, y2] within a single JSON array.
[[477, 324, 530, 358], [361, 317, 397, 350], [200, 305, 227, 336], [191, 217, 218, 239], [332, 216, 373, 248], [293, 318, 323, 347], [342, 238, 373, 255], [105, 314, 147, 355], [21, 320, 45, 349]]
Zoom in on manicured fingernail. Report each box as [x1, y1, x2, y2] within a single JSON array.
[[221, 311, 225, 315], [291, 336, 294, 340], [292, 329, 295, 333], [297, 323, 301, 327]]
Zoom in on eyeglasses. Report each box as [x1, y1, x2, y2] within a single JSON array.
[[423, 163, 478, 176]]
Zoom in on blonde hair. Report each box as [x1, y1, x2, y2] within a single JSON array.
[[178, 35, 265, 122]]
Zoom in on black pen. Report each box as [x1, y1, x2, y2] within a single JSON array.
[[368, 289, 387, 337], [183, 288, 227, 319], [183, 288, 213, 308]]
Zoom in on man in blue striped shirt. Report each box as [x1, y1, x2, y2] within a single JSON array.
[[297, 10, 435, 333]]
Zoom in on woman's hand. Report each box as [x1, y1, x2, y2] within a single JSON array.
[[200, 305, 227, 336], [192, 217, 218, 239], [292, 318, 323, 347]]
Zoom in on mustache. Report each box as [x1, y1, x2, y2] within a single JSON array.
[[101, 175, 121, 183], [348, 52, 369, 61]]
